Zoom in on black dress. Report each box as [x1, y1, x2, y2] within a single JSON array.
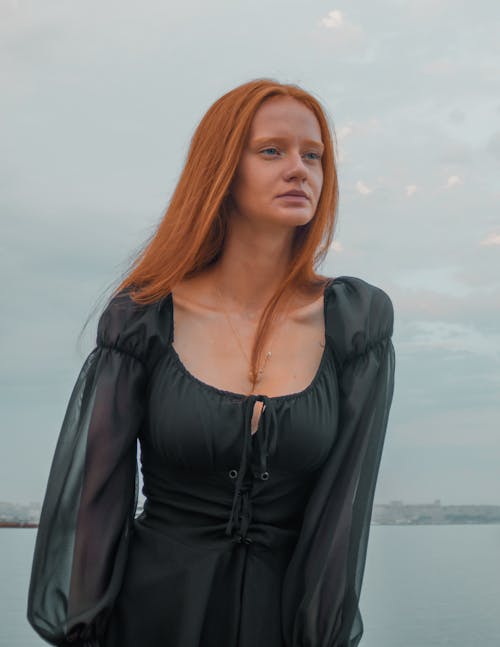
[[27, 275, 396, 647]]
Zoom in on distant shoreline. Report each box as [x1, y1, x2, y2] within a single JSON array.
[[2, 500, 500, 528], [0, 522, 38, 528], [2, 521, 500, 528]]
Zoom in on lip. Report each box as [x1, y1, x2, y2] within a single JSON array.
[[277, 191, 310, 200]]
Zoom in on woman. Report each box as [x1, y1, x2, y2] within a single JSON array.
[[27, 78, 396, 647]]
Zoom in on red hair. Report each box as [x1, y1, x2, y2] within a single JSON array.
[[114, 78, 339, 388]]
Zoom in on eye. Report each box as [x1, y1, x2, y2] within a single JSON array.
[[304, 151, 322, 161], [261, 147, 280, 156]]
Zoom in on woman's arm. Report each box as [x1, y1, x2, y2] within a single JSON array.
[[281, 278, 396, 647], [27, 294, 149, 646]]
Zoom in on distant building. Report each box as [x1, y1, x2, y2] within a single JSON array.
[[2, 499, 500, 527], [372, 501, 500, 525]]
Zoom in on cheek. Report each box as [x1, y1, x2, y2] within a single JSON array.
[[230, 172, 250, 204], [233, 162, 259, 194], [231, 170, 264, 210], [240, 169, 273, 200], [313, 170, 324, 200]]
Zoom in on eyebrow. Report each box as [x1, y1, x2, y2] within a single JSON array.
[[251, 136, 324, 152]]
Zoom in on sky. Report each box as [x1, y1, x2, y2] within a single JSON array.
[[1, 0, 499, 507]]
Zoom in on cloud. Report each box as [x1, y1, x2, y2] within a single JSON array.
[[338, 118, 381, 138], [356, 180, 373, 195], [394, 267, 469, 296], [397, 0, 453, 20], [337, 125, 353, 140], [400, 320, 500, 358], [1, 0, 498, 508], [443, 175, 461, 189], [317, 9, 364, 51], [448, 108, 466, 124], [320, 9, 344, 29], [333, 118, 382, 163], [480, 62, 500, 84], [396, 406, 500, 448], [485, 131, 500, 160], [422, 57, 454, 75], [480, 232, 500, 247]]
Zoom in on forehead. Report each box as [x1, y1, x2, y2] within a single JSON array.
[[248, 96, 322, 141]]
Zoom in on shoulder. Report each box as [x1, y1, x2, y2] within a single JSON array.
[[324, 275, 394, 365], [96, 288, 171, 368]]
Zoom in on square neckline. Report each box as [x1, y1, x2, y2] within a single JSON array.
[[166, 280, 333, 402]]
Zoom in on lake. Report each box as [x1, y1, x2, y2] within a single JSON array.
[[2, 525, 499, 646]]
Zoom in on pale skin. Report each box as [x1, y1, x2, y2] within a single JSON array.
[[171, 95, 327, 434]]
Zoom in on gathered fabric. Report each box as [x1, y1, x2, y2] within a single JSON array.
[[27, 275, 395, 647]]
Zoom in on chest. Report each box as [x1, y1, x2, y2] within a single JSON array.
[[140, 289, 338, 472], [169, 293, 326, 401], [144, 347, 339, 474]]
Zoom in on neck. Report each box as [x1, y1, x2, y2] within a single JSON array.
[[209, 218, 295, 318]]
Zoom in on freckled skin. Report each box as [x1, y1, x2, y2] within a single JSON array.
[[229, 96, 324, 233]]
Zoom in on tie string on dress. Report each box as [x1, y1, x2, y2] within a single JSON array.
[[225, 394, 278, 541]]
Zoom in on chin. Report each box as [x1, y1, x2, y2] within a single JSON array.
[[239, 206, 314, 229], [274, 209, 314, 227]]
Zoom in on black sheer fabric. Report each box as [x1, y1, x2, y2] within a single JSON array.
[[27, 276, 395, 647], [27, 292, 161, 646], [26, 346, 146, 645], [281, 280, 396, 646]]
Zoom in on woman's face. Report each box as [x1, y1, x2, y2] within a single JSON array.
[[229, 96, 324, 230]]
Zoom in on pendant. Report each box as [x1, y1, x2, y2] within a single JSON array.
[[249, 352, 271, 384]]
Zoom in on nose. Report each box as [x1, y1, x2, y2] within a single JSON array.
[[283, 151, 308, 181]]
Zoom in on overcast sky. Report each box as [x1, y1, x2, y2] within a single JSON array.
[[1, 0, 499, 507]]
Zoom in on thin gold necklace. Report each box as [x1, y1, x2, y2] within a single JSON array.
[[214, 284, 272, 385]]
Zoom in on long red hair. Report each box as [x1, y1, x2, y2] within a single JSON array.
[[113, 78, 339, 388]]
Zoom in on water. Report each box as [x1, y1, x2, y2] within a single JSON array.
[[2, 525, 499, 646], [361, 525, 500, 646]]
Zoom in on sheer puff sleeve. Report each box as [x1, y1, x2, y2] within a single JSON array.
[[281, 276, 396, 647], [27, 291, 154, 646]]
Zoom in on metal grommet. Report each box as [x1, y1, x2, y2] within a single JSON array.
[[228, 469, 238, 479], [260, 471, 270, 481], [232, 534, 253, 544]]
